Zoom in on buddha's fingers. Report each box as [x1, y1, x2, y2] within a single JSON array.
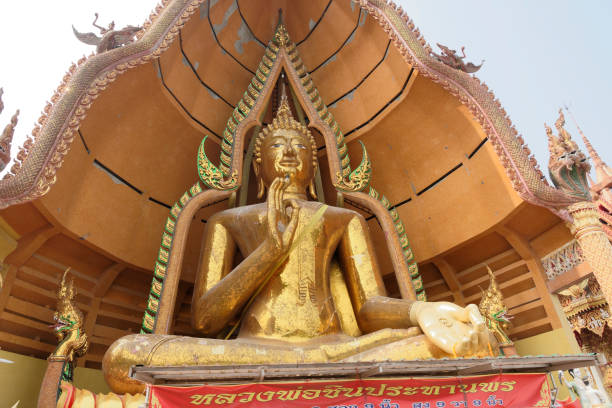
[[465, 304, 486, 335], [274, 178, 283, 215], [461, 304, 489, 353], [279, 177, 290, 223], [283, 199, 300, 245], [267, 179, 282, 247]]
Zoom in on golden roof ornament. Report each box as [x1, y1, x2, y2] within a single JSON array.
[[555, 109, 580, 152], [273, 10, 290, 47], [72, 13, 141, 54], [431, 43, 484, 73], [478, 266, 513, 347]]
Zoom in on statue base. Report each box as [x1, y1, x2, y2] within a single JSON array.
[[130, 354, 601, 386]]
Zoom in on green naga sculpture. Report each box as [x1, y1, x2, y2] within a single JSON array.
[[50, 268, 89, 382]]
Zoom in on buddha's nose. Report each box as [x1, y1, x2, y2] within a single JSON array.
[[283, 143, 296, 156]]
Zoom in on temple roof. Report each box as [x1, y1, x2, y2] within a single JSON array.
[[0, 0, 576, 366]]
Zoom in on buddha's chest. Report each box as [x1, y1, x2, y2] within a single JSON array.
[[231, 207, 344, 257]]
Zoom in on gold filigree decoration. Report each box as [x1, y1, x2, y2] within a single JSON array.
[[334, 141, 371, 192], [273, 23, 290, 47], [197, 136, 238, 190], [534, 380, 551, 407], [478, 266, 513, 346]]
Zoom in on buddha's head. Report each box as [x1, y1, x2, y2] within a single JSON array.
[[253, 91, 318, 199]]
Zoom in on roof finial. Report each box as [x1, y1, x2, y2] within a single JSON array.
[[273, 9, 290, 47]]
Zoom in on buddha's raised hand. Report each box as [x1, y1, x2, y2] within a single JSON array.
[[266, 176, 300, 252], [410, 301, 490, 357]]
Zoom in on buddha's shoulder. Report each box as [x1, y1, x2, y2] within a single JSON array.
[[292, 201, 366, 222], [207, 203, 267, 224]]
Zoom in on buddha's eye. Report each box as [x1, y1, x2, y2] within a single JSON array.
[[295, 143, 306, 149], [271, 143, 283, 148]]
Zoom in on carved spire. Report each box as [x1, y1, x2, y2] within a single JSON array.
[[0, 88, 4, 114], [580, 125, 612, 184], [565, 108, 612, 202]]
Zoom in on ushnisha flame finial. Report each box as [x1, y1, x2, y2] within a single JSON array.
[[275, 79, 293, 121]]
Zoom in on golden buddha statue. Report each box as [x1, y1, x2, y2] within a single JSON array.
[[103, 94, 491, 395]]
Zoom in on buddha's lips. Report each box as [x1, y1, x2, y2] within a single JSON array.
[[279, 160, 298, 166]]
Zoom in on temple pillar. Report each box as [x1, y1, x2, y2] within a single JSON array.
[[567, 201, 612, 305]]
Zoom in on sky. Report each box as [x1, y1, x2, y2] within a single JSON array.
[[0, 1, 610, 181]]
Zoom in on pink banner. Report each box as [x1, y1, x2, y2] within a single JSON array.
[[150, 373, 551, 407]]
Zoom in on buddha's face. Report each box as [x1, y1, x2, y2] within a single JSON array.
[[259, 128, 314, 192]]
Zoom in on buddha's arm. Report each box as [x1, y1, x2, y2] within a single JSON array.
[[338, 214, 415, 333], [191, 216, 281, 336]]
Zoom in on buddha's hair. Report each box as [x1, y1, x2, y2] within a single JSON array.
[[253, 97, 317, 170]]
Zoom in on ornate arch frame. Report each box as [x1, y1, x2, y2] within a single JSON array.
[[0, 0, 586, 333], [145, 21, 422, 334]]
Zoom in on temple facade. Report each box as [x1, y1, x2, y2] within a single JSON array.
[[0, 1, 610, 407]]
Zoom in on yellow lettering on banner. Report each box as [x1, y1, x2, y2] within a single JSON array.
[[479, 382, 500, 392], [441, 385, 457, 394], [276, 388, 302, 401], [189, 394, 216, 405], [236, 392, 255, 403], [419, 386, 441, 396], [255, 391, 275, 402], [322, 385, 343, 398], [402, 387, 418, 396], [214, 393, 237, 404], [458, 383, 479, 393], [365, 384, 387, 396], [385, 386, 403, 397], [501, 381, 516, 392], [302, 389, 322, 400], [340, 386, 364, 397]]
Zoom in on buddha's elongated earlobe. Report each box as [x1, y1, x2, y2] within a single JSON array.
[[308, 180, 317, 200], [253, 161, 266, 199], [257, 176, 266, 199]]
